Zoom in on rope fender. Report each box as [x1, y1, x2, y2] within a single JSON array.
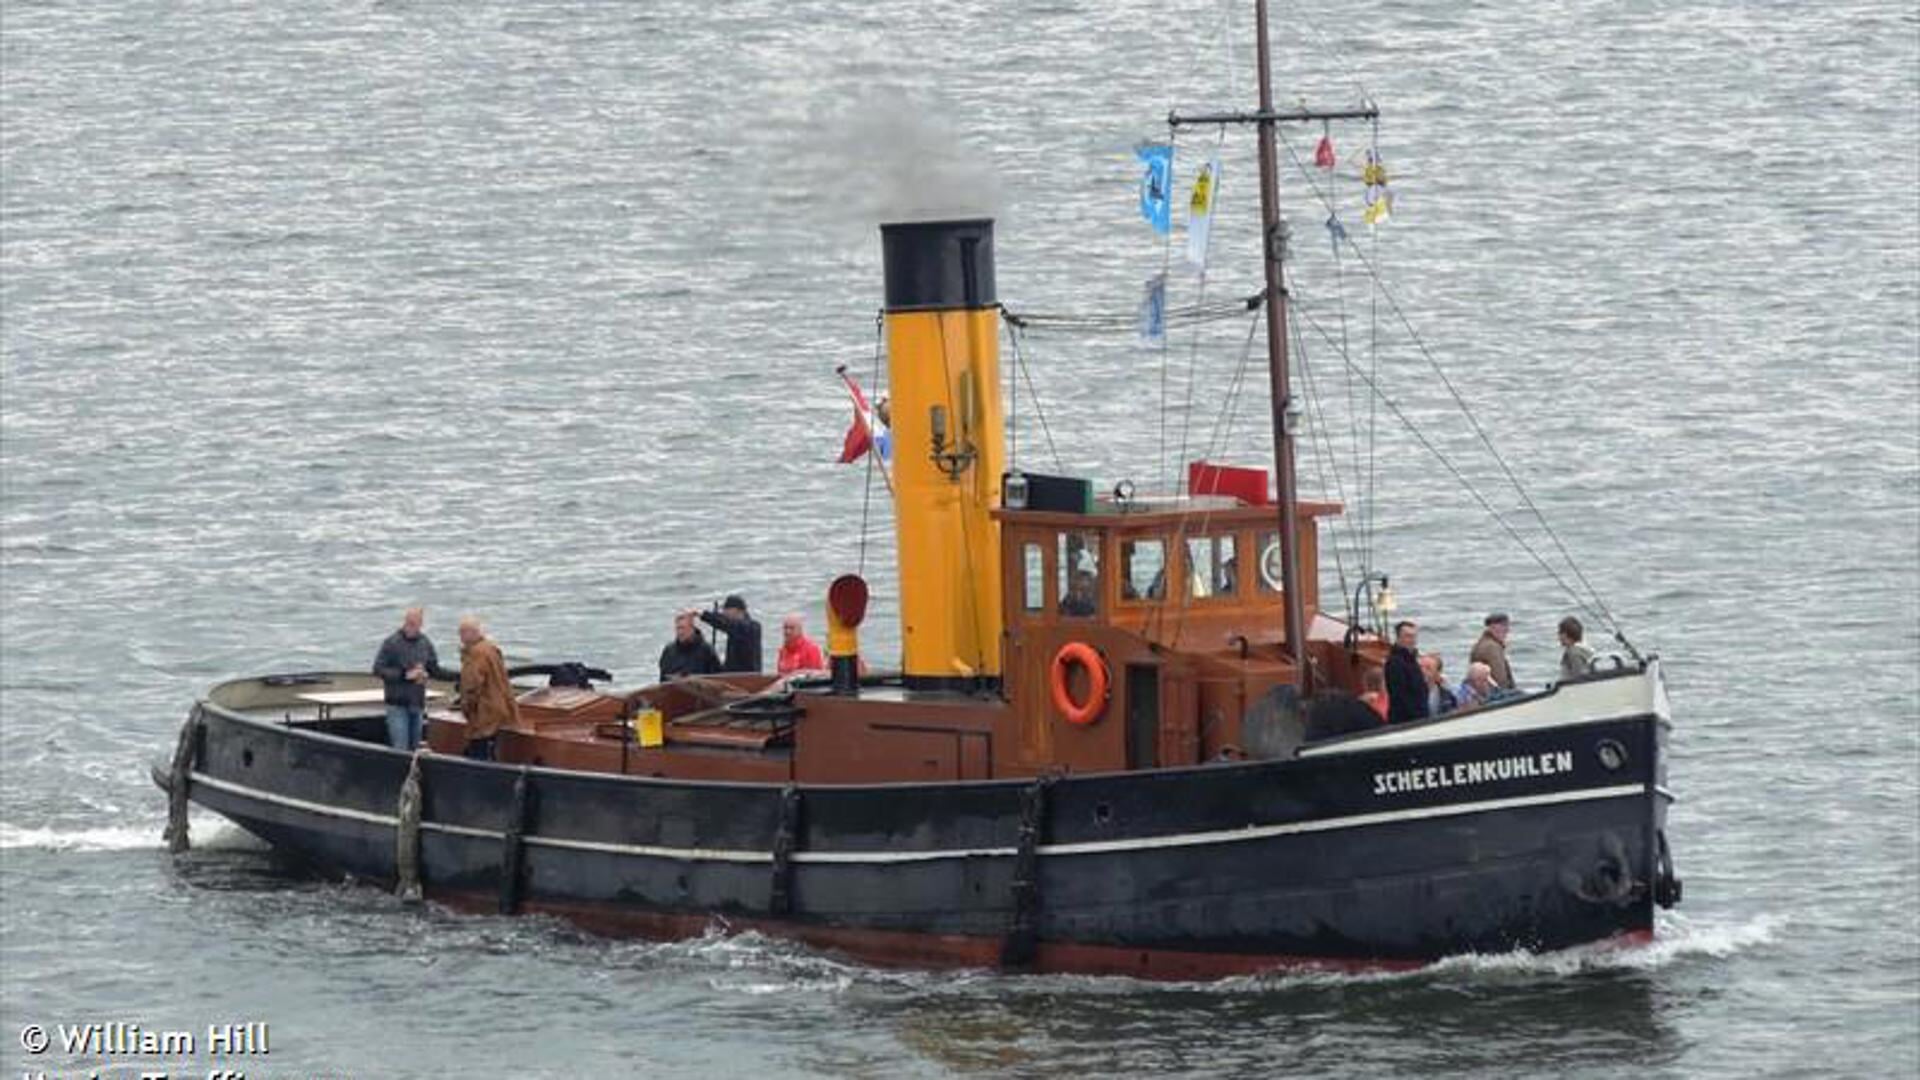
[[164, 706, 203, 854], [394, 749, 426, 904], [769, 784, 803, 916], [1000, 774, 1055, 970], [498, 768, 534, 915]]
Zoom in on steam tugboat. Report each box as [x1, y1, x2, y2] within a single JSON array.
[[156, 4, 1680, 976]]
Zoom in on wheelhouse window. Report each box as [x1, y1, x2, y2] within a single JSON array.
[[1187, 534, 1238, 599], [1022, 542, 1046, 613], [1120, 538, 1166, 602], [1057, 531, 1100, 617]]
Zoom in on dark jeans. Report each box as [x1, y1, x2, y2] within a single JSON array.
[[463, 736, 496, 761]]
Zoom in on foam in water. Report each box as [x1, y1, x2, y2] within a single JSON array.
[[0, 814, 242, 852], [1411, 910, 1787, 980], [636, 911, 1787, 997]]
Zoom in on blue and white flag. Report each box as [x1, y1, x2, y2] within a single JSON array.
[[1139, 274, 1167, 343], [1185, 155, 1221, 271], [1136, 144, 1174, 234], [1325, 212, 1348, 254]]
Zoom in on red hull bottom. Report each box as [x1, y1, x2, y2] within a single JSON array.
[[433, 891, 1656, 980]]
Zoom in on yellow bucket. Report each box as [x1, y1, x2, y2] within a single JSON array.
[[634, 708, 665, 749]]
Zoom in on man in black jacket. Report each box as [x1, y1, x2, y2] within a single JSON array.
[[372, 607, 458, 749], [697, 594, 763, 673], [659, 610, 722, 680], [1384, 619, 1430, 724]]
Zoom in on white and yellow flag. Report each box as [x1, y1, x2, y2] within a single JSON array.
[[1185, 155, 1220, 272]]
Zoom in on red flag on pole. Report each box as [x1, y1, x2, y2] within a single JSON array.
[[836, 367, 875, 464], [1314, 135, 1336, 170]]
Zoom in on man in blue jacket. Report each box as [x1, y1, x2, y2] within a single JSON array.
[[372, 607, 457, 750]]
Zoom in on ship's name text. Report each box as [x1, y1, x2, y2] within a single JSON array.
[[1372, 751, 1575, 796]]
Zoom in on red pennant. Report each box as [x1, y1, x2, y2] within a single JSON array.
[[1314, 135, 1336, 169]]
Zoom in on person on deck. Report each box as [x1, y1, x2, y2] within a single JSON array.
[[1421, 653, 1458, 716], [1384, 620, 1429, 724], [1470, 612, 1517, 690], [371, 607, 458, 751], [1359, 667, 1390, 722], [776, 612, 826, 676], [1455, 660, 1503, 711], [455, 616, 519, 761], [698, 595, 763, 673], [1558, 615, 1596, 681], [660, 610, 722, 680]]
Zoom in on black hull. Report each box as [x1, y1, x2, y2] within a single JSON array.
[[164, 690, 1674, 976]]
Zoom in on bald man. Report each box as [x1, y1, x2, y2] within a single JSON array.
[[372, 607, 457, 750], [776, 613, 826, 676]]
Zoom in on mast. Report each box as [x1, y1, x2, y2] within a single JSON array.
[[1253, 0, 1309, 689], [1169, 12, 1377, 690]]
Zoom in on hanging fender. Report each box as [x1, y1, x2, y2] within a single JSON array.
[[1049, 642, 1110, 726]]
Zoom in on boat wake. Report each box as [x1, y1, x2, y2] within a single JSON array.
[[0, 814, 250, 853], [596, 910, 1785, 998], [1398, 909, 1785, 982], [604, 928, 876, 996]]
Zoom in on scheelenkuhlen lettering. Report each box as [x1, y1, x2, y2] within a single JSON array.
[[1372, 751, 1575, 796]]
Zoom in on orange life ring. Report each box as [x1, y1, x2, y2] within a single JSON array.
[[1049, 642, 1110, 726]]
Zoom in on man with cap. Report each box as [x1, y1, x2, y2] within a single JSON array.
[[1470, 612, 1517, 690], [698, 595, 763, 674]]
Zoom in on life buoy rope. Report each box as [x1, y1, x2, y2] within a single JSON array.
[[1049, 642, 1110, 726]]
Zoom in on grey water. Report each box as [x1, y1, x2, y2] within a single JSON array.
[[2, 0, 1915, 1076]]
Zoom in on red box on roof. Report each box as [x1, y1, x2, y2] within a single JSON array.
[[1188, 461, 1270, 505]]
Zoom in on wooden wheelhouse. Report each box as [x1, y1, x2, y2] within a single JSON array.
[[992, 494, 1363, 774]]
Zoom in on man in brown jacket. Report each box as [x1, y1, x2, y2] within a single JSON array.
[[456, 616, 520, 761], [1470, 612, 1517, 690]]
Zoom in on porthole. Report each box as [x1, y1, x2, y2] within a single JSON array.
[[1595, 739, 1627, 772]]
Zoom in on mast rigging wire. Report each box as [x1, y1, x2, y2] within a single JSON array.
[[1285, 281, 1359, 607], [857, 312, 884, 579], [1158, 127, 1179, 496], [1290, 298, 1618, 638], [1003, 293, 1263, 332], [1000, 316, 1068, 477], [1273, 128, 1632, 647], [1175, 124, 1232, 496]]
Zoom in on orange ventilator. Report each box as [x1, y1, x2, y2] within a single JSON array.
[[1049, 642, 1110, 726]]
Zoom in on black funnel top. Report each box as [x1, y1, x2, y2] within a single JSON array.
[[881, 219, 996, 312]]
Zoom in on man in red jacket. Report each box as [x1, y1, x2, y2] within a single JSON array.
[[776, 612, 826, 676]]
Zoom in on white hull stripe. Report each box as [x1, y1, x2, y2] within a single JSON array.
[[1041, 783, 1645, 855], [189, 771, 1646, 866]]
